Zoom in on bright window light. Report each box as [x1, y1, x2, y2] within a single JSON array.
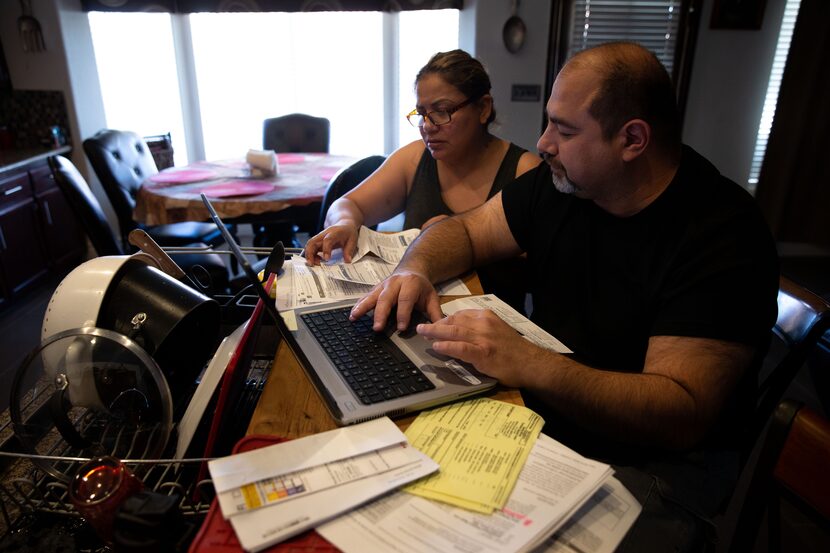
[[747, 0, 801, 193], [88, 12, 188, 166], [397, 10, 460, 148], [89, 10, 459, 164], [190, 11, 384, 160]]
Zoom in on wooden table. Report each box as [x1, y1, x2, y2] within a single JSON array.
[[134, 153, 358, 226], [247, 272, 524, 438]]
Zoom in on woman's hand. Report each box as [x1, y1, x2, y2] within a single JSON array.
[[304, 223, 360, 265]]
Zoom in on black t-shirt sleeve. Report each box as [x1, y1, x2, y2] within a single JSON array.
[[651, 200, 779, 346], [501, 163, 550, 252]]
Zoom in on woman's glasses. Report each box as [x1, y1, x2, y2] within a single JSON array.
[[406, 96, 478, 127]]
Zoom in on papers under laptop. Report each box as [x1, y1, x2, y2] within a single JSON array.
[[200, 194, 497, 426]]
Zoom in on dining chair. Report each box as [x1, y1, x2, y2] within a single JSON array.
[[256, 114, 331, 249], [751, 276, 830, 446], [317, 155, 386, 233], [48, 155, 229, 294], [262, 113, 330, 153], [82, 129, 229, 252], [728, 399, 830, 552]]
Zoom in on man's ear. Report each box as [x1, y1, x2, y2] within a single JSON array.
[[619, 119, 650, 161]]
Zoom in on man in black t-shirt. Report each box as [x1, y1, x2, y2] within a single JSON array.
[[350, 42, 779, 549]]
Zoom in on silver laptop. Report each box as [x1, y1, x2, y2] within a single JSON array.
[[200, 194, 497, 425]]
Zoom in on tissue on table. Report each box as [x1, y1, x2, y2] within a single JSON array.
[[246, 149, 279, 177]]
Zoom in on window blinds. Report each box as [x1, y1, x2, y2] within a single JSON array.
[[567, 0, 683, 76]]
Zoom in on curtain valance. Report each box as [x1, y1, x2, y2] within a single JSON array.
[[81, 1, 462, 13]]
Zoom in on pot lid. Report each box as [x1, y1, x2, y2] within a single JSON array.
[[10, 327, 173, 482]]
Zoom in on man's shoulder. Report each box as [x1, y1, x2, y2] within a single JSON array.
[[676, 145, 762, 213]]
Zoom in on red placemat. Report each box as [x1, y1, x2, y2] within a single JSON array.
[[189, 435, 340, 553], [200, 181, 274, 198], [276, 153, 305, 164], [149, 168, 218, 184]]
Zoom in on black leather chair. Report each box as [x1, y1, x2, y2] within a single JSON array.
[[751, 276, 830, 445], [48, 155, 229, 294], [263, 113, 330, 153], [256, 114, 332, 249], [82, 129, 228, 252], [317, 155, 386, 233]]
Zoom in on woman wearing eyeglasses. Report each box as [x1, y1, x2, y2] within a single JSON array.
[[305, 50, 540, 275]]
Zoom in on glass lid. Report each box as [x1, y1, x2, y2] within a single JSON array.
[[10, 327, 173, 481]]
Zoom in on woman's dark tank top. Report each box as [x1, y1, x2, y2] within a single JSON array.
[[402, 142, 526, 229]]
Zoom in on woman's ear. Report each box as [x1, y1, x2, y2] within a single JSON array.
[[619, 119, 650, 161], [478, 94, 494, 125]]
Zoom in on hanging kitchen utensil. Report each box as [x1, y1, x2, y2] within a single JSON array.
[[502, 0, 527, 54], [18, 0, 46, 53]]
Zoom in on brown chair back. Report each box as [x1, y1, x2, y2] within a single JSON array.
[[263, 113, 330, 153]]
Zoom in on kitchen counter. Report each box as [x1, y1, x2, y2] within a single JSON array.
[[0, 145, 71, 176]]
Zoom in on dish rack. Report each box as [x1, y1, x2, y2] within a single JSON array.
[[0, 347, 272, 542]]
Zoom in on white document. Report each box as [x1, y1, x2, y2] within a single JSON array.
[[532, 476, 642, 553], [315, 255, 398, 286], [217, 442, 427, 517], [442, 294, 572, 353], [230, 451, 438, 552], [318, 433, 615, 553], [276, 255, 373, 311], [351, 226, 421, 264], [208, 417, 407, 494], [277, 254, 470, 312], [174, 322, 247, 459]]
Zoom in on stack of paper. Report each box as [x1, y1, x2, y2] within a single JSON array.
[[207, 417, 438, 552], [403, 397, 545, 513], [277, 227, 469, 312], [318, 433, 626, 553]]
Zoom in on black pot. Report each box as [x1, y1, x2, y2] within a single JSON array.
[[97, 259, 221, 399]]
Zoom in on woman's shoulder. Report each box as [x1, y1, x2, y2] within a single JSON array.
[[515, 147, 542, 177], [498, 140, 542, 177]]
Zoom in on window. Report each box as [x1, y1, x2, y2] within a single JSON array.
[[747, 0, 801, 192], [566, 0, 683, 77], [89, 10, 459, 165], [397, 10, 460, 148], [88, 12, 188, 166]]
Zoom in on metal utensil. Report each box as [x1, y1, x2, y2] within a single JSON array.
[[502, 0, 527, 54], [18, 0, 46, 53]]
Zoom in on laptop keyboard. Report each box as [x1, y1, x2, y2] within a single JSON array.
[[300, 307, 436, 404]]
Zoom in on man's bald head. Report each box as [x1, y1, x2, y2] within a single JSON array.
[[561, 42, 681, 157]]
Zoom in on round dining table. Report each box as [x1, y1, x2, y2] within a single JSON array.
[[134, 153, 359, 226]]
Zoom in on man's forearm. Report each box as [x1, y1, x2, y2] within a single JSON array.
[[397, 217, 475, 284]]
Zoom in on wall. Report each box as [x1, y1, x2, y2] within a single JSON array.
[[682, 0, 788, 186], [0, 0, 115, 229], [461, 0, 551, 152]]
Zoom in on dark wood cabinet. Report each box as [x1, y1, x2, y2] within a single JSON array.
[[0, 155, 84, 308]]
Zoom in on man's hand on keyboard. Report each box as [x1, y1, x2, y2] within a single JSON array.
[[350, 269, 443, 332]]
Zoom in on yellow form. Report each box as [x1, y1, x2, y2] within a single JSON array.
[[404, 397, 543, 514]]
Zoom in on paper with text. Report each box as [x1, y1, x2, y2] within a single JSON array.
[[403, 397, 544, 513], [351, 226, 421, 264], [318, 433, 619, 553], [217, 442, 426, 517], [442, 294, 572, 353], [277, 254, 469, 312], [232, 453, 438, 552], [208, 417, 407, 494]]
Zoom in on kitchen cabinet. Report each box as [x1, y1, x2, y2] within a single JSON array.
[[0, 152, 83, 308], [0, 170, 48, 300]]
